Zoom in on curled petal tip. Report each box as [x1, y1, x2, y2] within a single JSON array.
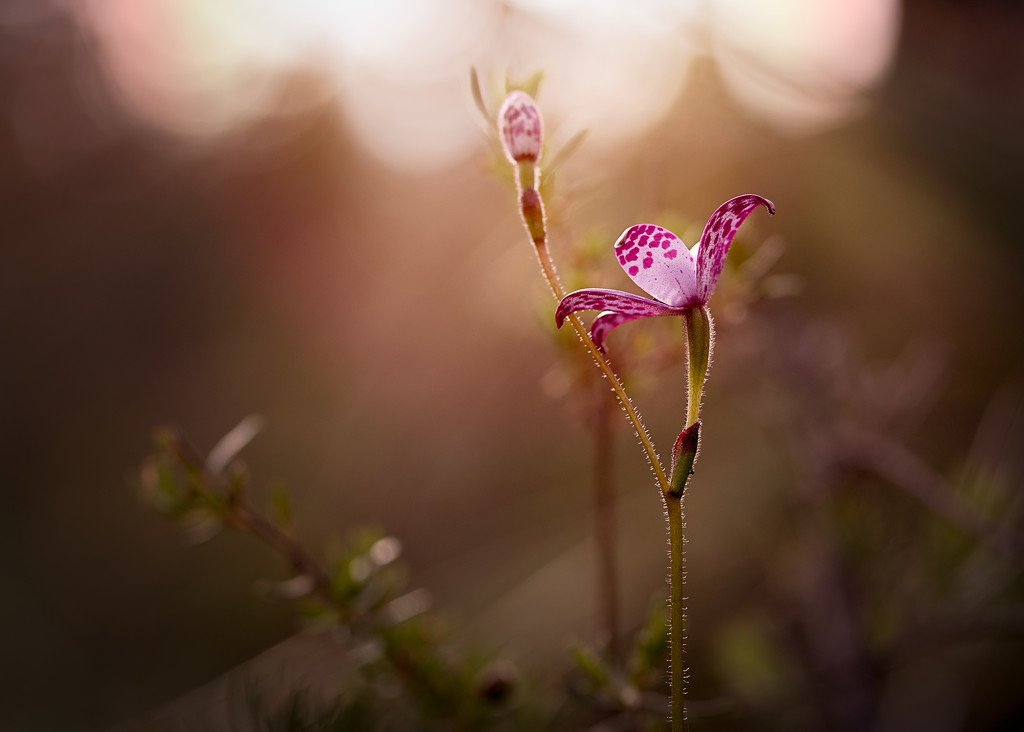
[[735, 193, 775, 215], [695, 194, 776, 303], [554, 301, 570, 328]]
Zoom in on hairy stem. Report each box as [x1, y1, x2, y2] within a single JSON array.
[[665, 305, 713, 731], [667, 492, 685, 732], [514, 166, 677, 723], [684, 307, 712, 429]]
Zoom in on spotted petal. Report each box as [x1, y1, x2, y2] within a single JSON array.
[[590, 311, 640, 352], [613, 224, 698, 308], [695, 194, 775, 304], [498, 91, 543, 164], [555, 288, 687, 350]]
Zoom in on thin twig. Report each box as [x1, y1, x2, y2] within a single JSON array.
[[168, 436, 337, 610], [838, 428, 1024, 566]]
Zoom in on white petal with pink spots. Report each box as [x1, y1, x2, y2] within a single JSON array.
[[613, 224, 698, 309]]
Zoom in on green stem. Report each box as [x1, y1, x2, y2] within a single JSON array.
[[667, 492, 685, 732], [513, 162, 702, 729], [684, 307, 712, 429], [667, 306, 713, 730]]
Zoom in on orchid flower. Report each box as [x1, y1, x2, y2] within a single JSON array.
[[555, 194, 775, 351]]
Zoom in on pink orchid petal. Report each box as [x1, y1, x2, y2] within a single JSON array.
[[556, 288, 687, 350], [556, 288, 685, 326], [695, 194, 775, 304], [591, 311, 642, 352], [613, 224, 698, 308]]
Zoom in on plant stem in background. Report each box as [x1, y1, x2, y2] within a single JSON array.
[[592, 382, 620, 661]]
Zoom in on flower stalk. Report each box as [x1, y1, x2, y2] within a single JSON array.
[[498, 90, 672, 496], [666, 306, 713, 730], [684, 307, 712, 429], [498, 88, 772, 732], [666, 490, 686, 730]]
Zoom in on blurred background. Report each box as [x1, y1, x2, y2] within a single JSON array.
[[1, 0, 1023, 729]]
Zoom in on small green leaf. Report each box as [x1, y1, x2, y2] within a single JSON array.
[[546, 129, 588, 173], [519, 70, 544, 98], [629, 598, 668, 688], [270, 485, 293, 530], [714, 619, 788, 703], [226, 467, 248, 505], [568, 643, 610, 689], [469, 67, 490, 121], [178, 507, 223, 545], [506, 70, 544, 98]]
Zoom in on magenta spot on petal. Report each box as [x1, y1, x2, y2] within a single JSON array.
[[617, 255, 626, 265], [643, 256, 654, 269], [628, 265, 639, 276], [661, 241, 670, 249], [626, 249, 638, 262], [638, 235, 649, 247], [665, 249, 678, 259]]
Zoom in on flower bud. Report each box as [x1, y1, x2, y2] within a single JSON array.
[[668, 421, 700, 497], [498, 90, 543, 165]]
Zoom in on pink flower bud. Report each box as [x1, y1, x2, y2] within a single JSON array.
[[498, 91, 543, 165]]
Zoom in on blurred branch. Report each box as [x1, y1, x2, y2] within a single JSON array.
[[837, 428, 1024, 566], [140, 422, 534, 729], [891, 605, 1024, 660], [163, 430, 335, 607]]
